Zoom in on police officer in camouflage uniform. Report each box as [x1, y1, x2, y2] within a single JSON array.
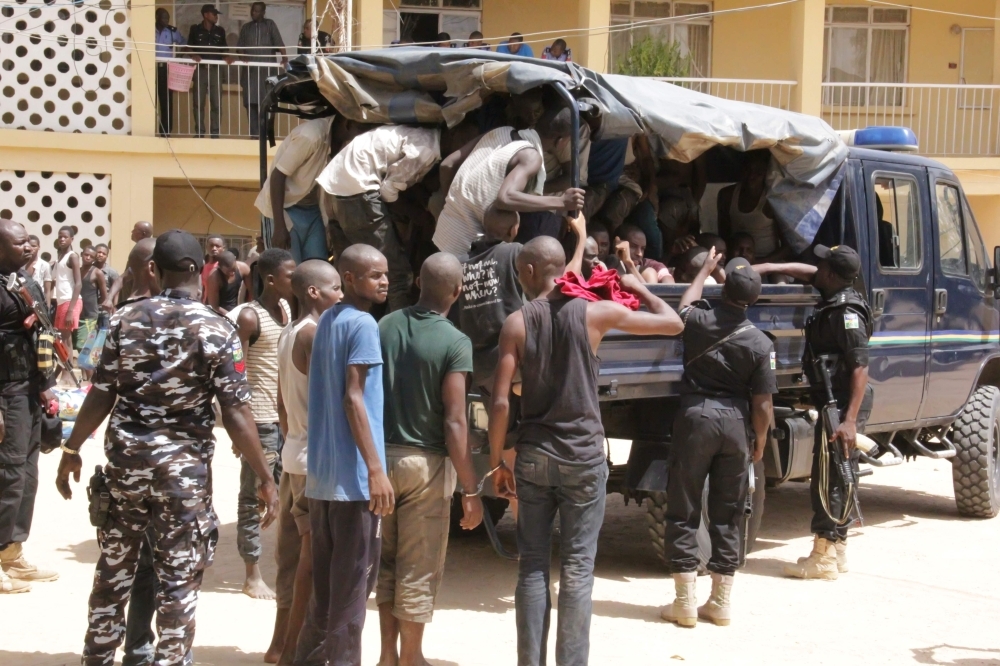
[[56, 230, 280, 666], [0, 218, 59, 594]]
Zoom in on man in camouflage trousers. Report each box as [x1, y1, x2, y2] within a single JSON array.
[[56, 230, 280, 666]]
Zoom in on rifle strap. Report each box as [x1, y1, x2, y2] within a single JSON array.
[[686, 324, 755, 366]]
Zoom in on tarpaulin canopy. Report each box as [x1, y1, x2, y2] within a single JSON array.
[[270, 48, 847, 252]]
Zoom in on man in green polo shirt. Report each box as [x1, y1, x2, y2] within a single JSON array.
[[376, 252, 483, 666]]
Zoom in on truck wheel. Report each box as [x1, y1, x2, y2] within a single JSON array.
[[449, 494, 509, 536], [951, 385, 1000, 518], [645, 460, 765, 566]]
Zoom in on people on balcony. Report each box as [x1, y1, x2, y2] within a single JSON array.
[[298, 21, 334, 55], [237, 2, 286, 139], [497, 32, 534, 58], [186, 4, 233, 138], [154, 9, 186, 137]]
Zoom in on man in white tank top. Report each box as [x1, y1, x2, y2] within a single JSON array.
[[228, 248, 295, 601], [52, 225, 82, 370], [266, 259, 343, 665], [433, 106, 586, 256], [717, 150, 788, 262]]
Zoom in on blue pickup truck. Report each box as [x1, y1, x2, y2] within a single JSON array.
[[262, 51, 1000, 561]]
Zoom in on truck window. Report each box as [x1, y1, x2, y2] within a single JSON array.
[[874, 175, 921, 270], [962, 194, 989, 290], [936, 183, 968, 277]]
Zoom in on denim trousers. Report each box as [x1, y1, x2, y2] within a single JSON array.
[[285, 204, 329, 263], [514, 447, 608, 666], [238, 422, 283, 564]]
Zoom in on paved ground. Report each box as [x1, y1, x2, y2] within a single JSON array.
[[3, 427, 1000, 666]]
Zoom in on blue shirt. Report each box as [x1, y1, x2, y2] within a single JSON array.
[[497, 42, 535, 58], [307, 304, 385, 502], [155, 25, 186, 59]]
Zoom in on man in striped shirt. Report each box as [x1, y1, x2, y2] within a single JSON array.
[[237, 2, 286, 138]]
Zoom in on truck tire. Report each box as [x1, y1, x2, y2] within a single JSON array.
[[646, 460, 765, 566], [951, 385, 1000, 518], [449, 494, 509, 536]]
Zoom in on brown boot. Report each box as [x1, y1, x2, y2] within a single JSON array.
[[698, 573, 733, 626], [660, 572, 697, 627], [835, 540, 848, 573], [0, 568, 31, 594], [0, 543, 59, 582], [784, 537, 838, 580]]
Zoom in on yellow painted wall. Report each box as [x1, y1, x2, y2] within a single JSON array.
[[968, 193, 1000, 253], [153, 180, 261, 239], [712, 0, 796, 81]]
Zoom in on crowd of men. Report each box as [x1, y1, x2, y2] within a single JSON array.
[[0, 85, 873, 666]]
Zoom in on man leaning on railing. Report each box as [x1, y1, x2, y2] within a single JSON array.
[[186, 4, 233, 139], [237, 2, 286, 140], [154, 9, 185, 137]]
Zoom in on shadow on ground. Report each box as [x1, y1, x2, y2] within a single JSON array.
[[912, 644, 1000, 665]]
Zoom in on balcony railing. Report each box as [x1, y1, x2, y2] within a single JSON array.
[[655, 78, 797, 110], [822, 83, 1000, 157], [155, 58, 304, 140]]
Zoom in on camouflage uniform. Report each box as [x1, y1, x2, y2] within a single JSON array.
[[82, 289, 251, 666]]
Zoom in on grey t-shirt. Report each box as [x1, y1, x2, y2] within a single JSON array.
[[458, 239, 524, 387]]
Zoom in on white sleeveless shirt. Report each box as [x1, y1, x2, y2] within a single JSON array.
[[53, 251, 77, 304], [729, 183, 779, 257], [277, 318, 313, 475], [227, 299, 291, 424]]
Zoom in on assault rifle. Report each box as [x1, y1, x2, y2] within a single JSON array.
[[6, 272, 79, 387], [812, 352, 859, 525]]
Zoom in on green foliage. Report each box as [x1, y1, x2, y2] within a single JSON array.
[[615, 37, 691, 78]]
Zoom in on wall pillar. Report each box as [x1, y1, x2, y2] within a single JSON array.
[[993, 1, 1000, 84], [790, 0, 824, 116], [130, 2, 158, 137], [109, 166, 154, 271], [577, 0, 611, 73], [357, 0, 382, 50]]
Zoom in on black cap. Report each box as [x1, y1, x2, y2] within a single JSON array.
[[723, 258, 762, 306], [153, 230, 205, 273], [200, 4, 220, 14], [814, 244, 861, 280]]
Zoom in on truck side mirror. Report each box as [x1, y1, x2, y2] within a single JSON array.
[[993, 246, 1000, 297]]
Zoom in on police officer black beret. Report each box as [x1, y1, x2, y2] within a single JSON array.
[[814, 244, 861, 280], [723, 258, 762, 307], [153, 230, 205, 273]]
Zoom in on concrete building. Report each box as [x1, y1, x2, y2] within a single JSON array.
[[3, 0, 1000, 269]]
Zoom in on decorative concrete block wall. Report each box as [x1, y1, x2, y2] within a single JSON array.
[[0, 170, 112, 261], [0, 0, 131, 134]]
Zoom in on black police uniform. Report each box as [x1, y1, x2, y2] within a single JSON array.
[[802, 285, 874, 542], [664, 268, 777, 576], [0, 272, 49, 551]]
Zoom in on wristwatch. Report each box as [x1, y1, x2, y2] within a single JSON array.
[[60, 443, 81, 456]]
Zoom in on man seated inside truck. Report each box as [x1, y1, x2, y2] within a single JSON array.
[[876, 196, 897, 268], [717, 150, 791, 264], [315, 121, 442, 311], [433, 106, 585, 256], [615, 223, 672, 284], [672, 245, 724, 285]]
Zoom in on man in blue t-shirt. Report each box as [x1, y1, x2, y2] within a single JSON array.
[[497, 32, 535, 57], [301, 243, 394, 666]]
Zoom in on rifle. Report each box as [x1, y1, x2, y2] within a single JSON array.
[[812, 352, 859, 526], [741, 460, 755, 566], [5, 272, 79, 387]]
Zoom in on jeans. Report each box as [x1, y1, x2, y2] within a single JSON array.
[[0, 393, 40, 551], [121, 529, 158, 666], [328, 192, 413, 311], [514, 447, 607, 666], [156, 62, 173, 136], [238, 422, 282, 565], [285, 204, 329, 263], [193, 63, 221, 138]]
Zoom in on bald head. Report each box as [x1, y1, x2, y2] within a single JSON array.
[[131, 221, 153, 242], [127, 237, 158, 299], [337, 244, 388, 307], [483, 203, 520, 242], [516, 236, 566, 300], [337, 244, 385, 277], [127, 238, 155, 273], [417, 253, 462, 312], [292, 260, 339, 301], [0, 218, 32, 273]]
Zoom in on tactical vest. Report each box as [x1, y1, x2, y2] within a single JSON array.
[[803, 287, 873, 388]]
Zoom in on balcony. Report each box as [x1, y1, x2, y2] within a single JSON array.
[[155, 57, 304, 139], [822, 83, 1000, 157], [655, 78, 797, 110]]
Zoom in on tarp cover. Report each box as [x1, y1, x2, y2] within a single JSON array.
[[292, 48, 847, 252]]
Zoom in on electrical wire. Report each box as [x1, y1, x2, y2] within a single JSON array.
[[866, 0, 1000, 23]]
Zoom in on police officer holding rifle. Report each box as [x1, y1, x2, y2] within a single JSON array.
[[757, 245, 874, 580], [660, 250, 776, 628]]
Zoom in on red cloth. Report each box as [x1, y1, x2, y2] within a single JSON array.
[[555, 268, 640, 311]]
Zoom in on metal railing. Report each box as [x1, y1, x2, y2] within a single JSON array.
[[655, 78, 797, 110], [155, 57, 303, 139], [822, 83, 1000, 157]]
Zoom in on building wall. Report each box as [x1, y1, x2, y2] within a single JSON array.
[[711, 0, 796, 81], [152, 180, 260, 240]]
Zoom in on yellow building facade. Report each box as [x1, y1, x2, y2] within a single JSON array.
[[4, 0, 1000, 268]]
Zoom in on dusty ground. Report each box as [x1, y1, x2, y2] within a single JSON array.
[[3, 429, 1000, 666]]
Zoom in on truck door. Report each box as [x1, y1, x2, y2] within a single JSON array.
[[923, 171, 996, 419], [863, 162, 932, 426]]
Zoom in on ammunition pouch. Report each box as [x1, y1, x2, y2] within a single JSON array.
[[87, 465, 112, 531]]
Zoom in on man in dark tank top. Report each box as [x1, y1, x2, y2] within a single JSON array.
[[206, 251, 252, 315], [488, 235, 684, 666]]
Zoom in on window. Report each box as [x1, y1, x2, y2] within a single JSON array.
[[874, 175, 921, 270], [384, 4, 481, 46], [610, 1, 712, 77], [936, 183, 967, 276], [400, 0, 481, 6], [964, 197, 989, 290], [823, 6, 908, 106]]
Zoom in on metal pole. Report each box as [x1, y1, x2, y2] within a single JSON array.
[[552, 83, 580, 192], [346, 0, 353, 50], [311, 0, 317, 55]]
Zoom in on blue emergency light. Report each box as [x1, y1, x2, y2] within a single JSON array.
[[839, 126, 919, 152]]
